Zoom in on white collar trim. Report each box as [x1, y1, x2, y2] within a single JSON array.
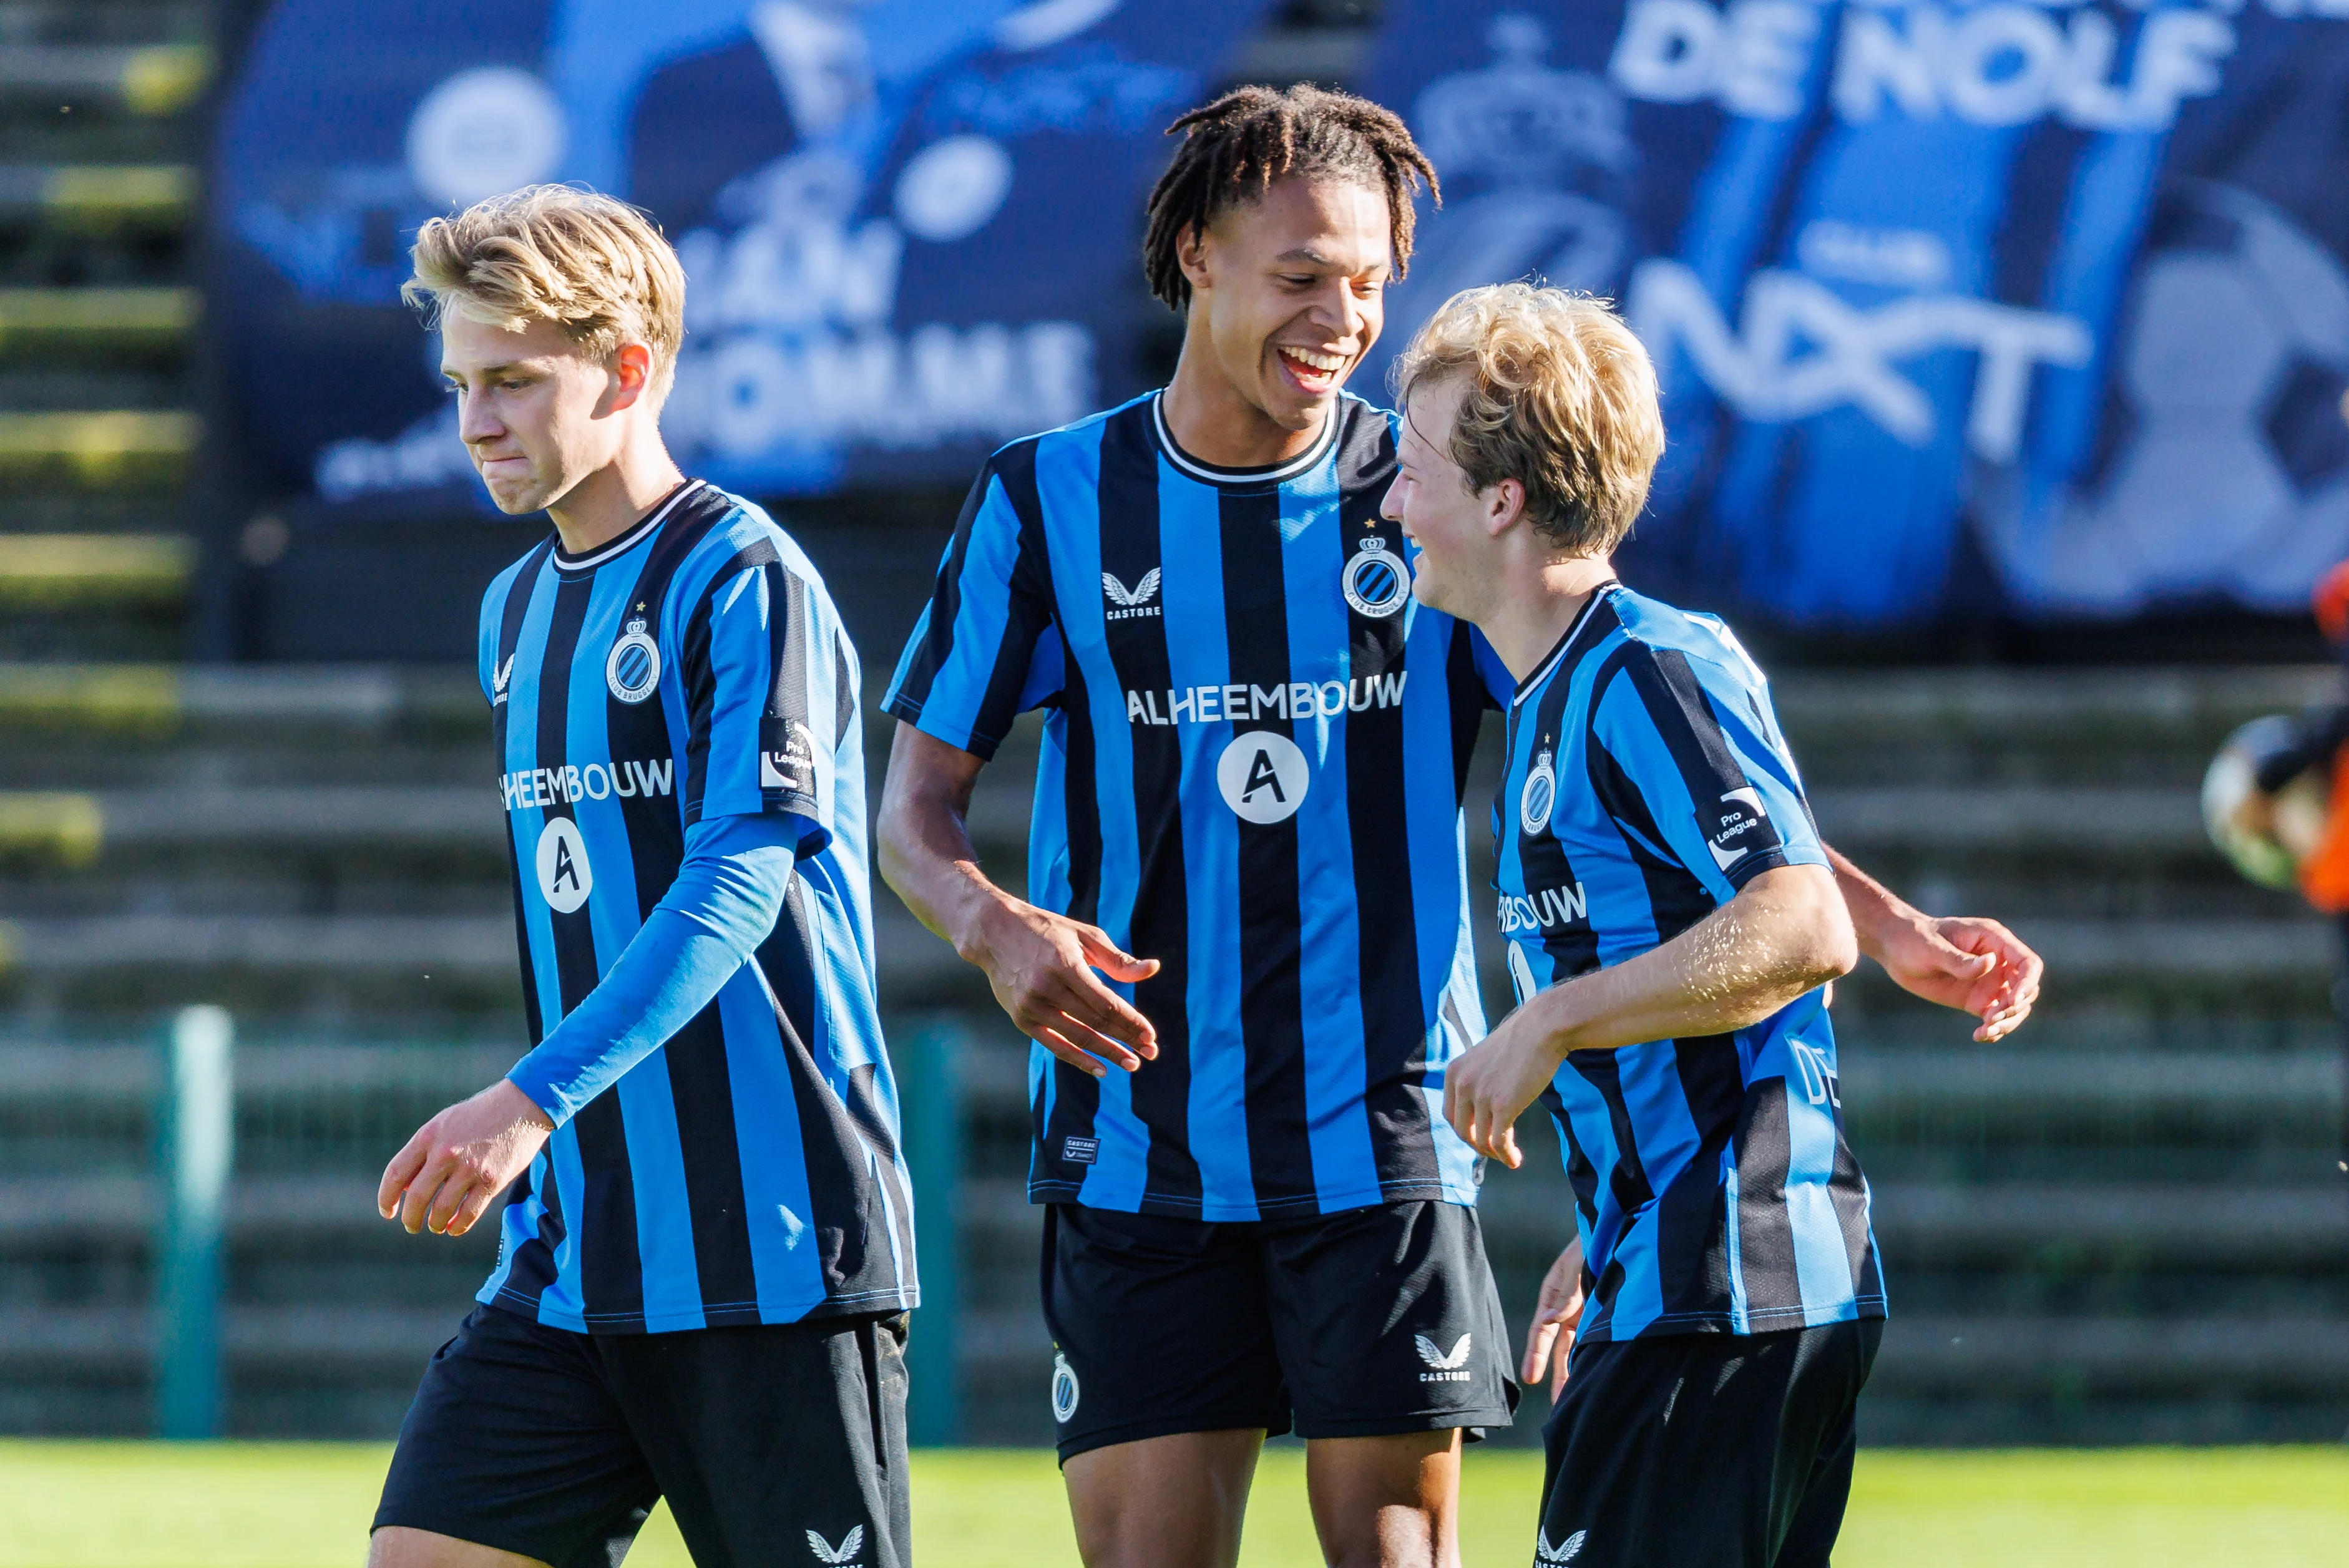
[[1511, 582, 1619, 708], [1151, 392, 1339, 487], [554, 480, 703, 573]]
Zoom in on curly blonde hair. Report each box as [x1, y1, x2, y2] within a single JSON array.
[[1391, 283, 1664, 557], [403, 185, 685, 404]]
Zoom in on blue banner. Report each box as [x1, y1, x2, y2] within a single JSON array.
[[212, 0, 1272, 508], [1359, 1, 2349, 628]]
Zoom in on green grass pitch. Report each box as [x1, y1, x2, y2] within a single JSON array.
[[0, 1443, 2343, 1566]]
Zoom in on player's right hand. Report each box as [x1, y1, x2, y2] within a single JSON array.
[[378, 1078, 553, 1238], [1523, 1240, 1587, 1400], [965, 897, 1161, 1078]]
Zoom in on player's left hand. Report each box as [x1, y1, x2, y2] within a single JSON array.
[[1873, 915, 2044, 1043], [1443, 1012, 1561, 1169], [1522, 1240, 1587, 1400], [378, 1078, 554, 1237]]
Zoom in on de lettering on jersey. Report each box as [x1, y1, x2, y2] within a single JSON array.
[[499, 759, 676, 811], [1123, 672, 1408, 728]]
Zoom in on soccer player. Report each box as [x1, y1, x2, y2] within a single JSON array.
[[368, 187, 913, 1568], [1384, 282, 1888, 1567], [878, 88, 2039, 1568]]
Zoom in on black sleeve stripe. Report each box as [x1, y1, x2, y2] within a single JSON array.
[[1444, 620, 1486, 804], [967, 436, 1058, 753], [889, 437, 1058, 761], [889, 460, 999, 711], [1617, 645, 1789, 872], [833, 630, 857, 752]]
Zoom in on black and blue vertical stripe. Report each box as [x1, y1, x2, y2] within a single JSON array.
[[476, 480, 914, 1333], [887, 392, 1499, 1222], [1496, 583, 1883, 1342]]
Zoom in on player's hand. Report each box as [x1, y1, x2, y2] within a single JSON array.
[[1522, 1240, 1588, 1400], [378, 1078, 554, 1237], [1872, 915, 2043, 1043], [1443, 1010, 1563, 1169], [964, 895, 1161, 1078]]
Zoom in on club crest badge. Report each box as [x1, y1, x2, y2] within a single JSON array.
[[1342, 535, 1409, 618], [605, 613, 660, 704], [1520, 745, 1556, 837]]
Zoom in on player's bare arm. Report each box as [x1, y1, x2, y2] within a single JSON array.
[[877, 723, 1160, 1078], [1825, 844, 2044, 1042], [1446, 862, 1857, 1167]]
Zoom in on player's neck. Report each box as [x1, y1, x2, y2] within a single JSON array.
[[1160, 333, 1330, 470], [1482, 554, 1618, 683], [545, 433, 688, 558]]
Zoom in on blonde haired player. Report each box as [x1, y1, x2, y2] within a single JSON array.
[[369, 186, 913, 1568], [1383, 283, 2039, 1567]]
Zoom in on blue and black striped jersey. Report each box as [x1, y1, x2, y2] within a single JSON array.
[[1496, 583, 1885, 1342], [886, 391, 1505, 1221], [476, 479, 915, 1333]]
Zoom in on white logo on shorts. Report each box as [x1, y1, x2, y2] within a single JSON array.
[[534, 817, 592, 913], [1537, 1528, 1586, 1564], [1216, 731, 1309, 824], [806, 1526, 864, 1566], [1052, 1351, 1081, 1424], [1415, 1332, 1473, 1382]]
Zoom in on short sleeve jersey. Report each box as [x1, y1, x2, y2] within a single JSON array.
[[477, 480, 915, 1333], [886, 392, 1508, 1221], [1497, 583, 1885, 1342]]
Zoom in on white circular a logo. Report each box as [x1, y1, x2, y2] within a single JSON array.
[[1217, 731, 1309, 824], [535, 817, 592, 913], [605, 616, 661, 704], [1507, 940, 1537, 1006], [1051, 1353, 1080, 1424], [1342, 537, 1409, 618], [1521, 749, 1557, 836]]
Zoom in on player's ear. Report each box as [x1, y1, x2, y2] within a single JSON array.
[[606, 341, 654, 413], [1486, 477, 1527, 539], [1177, 222, 1213, 293]]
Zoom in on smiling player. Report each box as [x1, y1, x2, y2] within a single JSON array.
[[878, 86, 2042, 1568], [881, 88, 1513, 1568], [1385, 283, 1915, 1568]]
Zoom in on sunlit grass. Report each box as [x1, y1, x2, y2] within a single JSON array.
[[0, 1441, 2343, 1566]]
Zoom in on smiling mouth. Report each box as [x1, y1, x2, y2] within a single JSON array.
[[1275, 346, 1349, 395]]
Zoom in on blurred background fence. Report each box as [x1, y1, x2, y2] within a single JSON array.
[[0, 0, 2343, 1451]]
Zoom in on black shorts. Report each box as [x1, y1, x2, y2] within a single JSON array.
[[374, 1303, 909, 1568], [1040, 1199, 1518, 1463], [1538, 1318, 1882, 1568]]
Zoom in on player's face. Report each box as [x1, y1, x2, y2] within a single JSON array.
[[440, 313, 639, 515], [1384, 374, 1488, 616], [1189, 176, 1390, 432]]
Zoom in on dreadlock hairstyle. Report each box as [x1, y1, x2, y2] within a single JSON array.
[[1141, 84, 1439, 313]]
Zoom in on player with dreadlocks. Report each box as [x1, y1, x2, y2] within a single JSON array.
[[879, 84, 2039, 1568], [882, 85, 1515, 1567]]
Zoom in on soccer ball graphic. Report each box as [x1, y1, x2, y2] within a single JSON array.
[[1991, 181, 2349, 613]]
